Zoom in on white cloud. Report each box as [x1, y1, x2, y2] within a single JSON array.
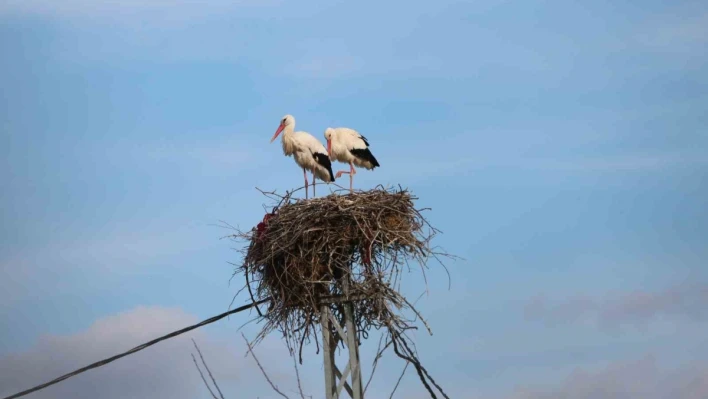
[[0, 305, 319, 399], [0, 304, 428, 399], [0, 306, 216, 399]]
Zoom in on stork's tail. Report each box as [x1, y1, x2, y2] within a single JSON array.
[[313, 152, 336, 182], [350, 148, 380, 170]]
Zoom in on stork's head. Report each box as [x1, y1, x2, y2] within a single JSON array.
[[270, 114, 295, 143], [324, 128, 334, 157]]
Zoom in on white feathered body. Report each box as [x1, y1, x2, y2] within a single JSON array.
[[281, 128, 335, 182], [327, 127, 380, 170]]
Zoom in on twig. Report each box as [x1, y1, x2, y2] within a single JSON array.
[[291, 352, 307, 399], [389, 330, 450, 399], [241, 333, 290, 399], [364, 334, 393, 394], [389, 362, 409, 399], [364, 334, 385, 393], [192, 339, 225, 399], [2, 298, 271, 399], [390, 336, 437, 399], [397, 334, 449, 399], [191, 353, 219, 399], [245, 264, 264, 317]]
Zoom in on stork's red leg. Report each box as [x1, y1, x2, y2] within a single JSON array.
[[312, 171, 316, 197], [335, 162, 357, 193], [349, 161, 355, 193], [303, 168, 309, 199]]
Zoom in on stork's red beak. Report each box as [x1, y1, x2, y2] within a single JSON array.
[[326, 139, 332, 157], [270, 123, 284, 143]]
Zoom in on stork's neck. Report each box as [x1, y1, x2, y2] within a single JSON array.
[[280, 123, 296, 155], [282, 123, 295, 137]]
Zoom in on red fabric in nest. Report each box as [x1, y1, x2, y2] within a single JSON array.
[[256, 213, 275, 242], [360, 242, 372, 266]]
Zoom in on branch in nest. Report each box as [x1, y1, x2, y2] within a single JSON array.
[[223, 186, 454, 398], [227, 187, 450, 355]]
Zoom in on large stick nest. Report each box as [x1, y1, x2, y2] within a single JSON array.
[[229, 186, 451, 396]]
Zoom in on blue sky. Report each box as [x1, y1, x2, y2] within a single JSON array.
[[1, 0, 707, 398]]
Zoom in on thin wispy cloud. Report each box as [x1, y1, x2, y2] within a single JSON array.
[[139, 138, 262, 169], [285, 53, 447, 79], [0, 222, 209, 308], [0, 0, 283, 66], [503, 355, 708, 399], [402, 355, 708, 399], [378, 150, 708, 185], [0, 0, 280, 23], [525, 283, 708, 329], [288, 56, 366, 79], [2, 220, 208, 268], [631, 10, 708, 55], [515, 153, 708, 172]]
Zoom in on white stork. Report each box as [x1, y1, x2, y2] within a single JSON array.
[[270, 114, 335, 198], [324, 127, 380, 192]]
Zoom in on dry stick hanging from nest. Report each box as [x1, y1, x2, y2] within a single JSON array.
[[191, 339, 225, 399], [388, 326, 450, 399], [242, 333, 291, 399], [228, 185, 455, 398]]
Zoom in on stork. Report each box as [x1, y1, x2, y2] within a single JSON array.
[[270, 115, 335, 198], [324, 127, 380, 192]]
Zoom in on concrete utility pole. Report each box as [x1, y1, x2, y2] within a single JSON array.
[[320, 278, 364, 399]]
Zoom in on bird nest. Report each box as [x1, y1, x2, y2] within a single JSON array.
[[228, 186, 451, 397]]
